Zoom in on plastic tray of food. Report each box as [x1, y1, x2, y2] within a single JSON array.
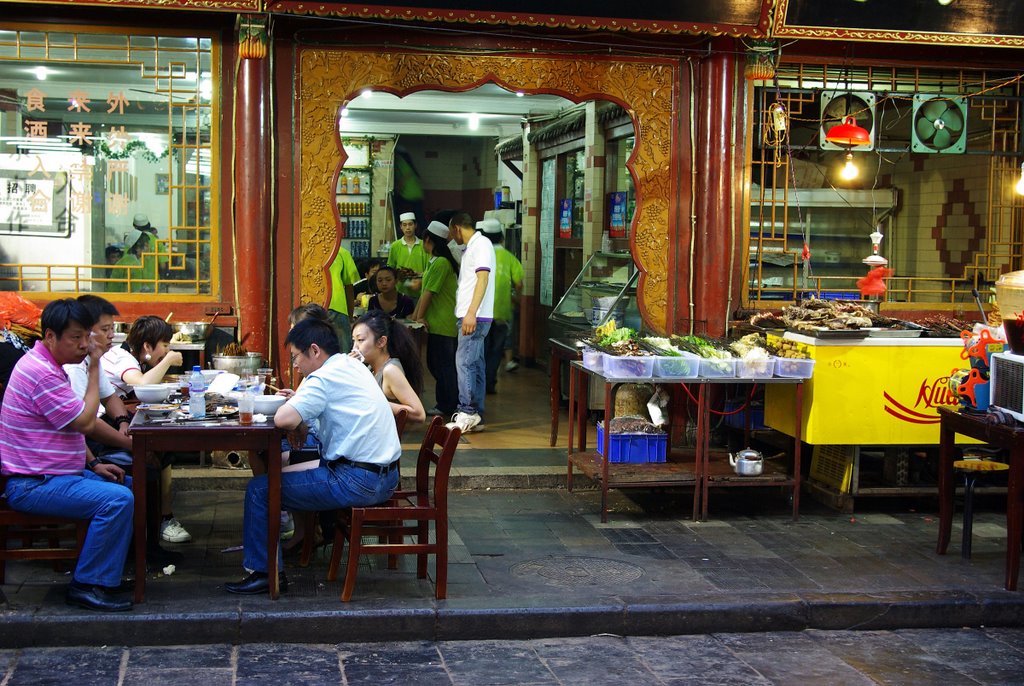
[[602, 355, 655, 379], [653, 353, 701, 379], [774, 358, 816, 378], [736, 356, 776, 379], [582, 348, 604, 371], [698, 357, 737, 378], [865, 328, 924, 338]]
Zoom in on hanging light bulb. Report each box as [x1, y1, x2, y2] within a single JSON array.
[[840, 152, 859, 180], [1016, 161, 1024, 195]]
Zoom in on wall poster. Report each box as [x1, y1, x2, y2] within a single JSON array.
[[0, 170, 72, 237]]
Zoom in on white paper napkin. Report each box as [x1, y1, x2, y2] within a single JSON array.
[[207, 372, 239, 395]]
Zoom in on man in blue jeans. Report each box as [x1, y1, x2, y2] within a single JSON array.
[[446, 213, 496, 434], [224, 318, 401, 595], [0, 299, 133, 612]]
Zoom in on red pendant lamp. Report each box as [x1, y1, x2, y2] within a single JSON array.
[[825, 116, 871, 147]]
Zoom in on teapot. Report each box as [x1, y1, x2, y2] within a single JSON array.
[[729, 447, 764, 476]]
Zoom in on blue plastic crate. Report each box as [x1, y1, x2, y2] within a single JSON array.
[[596, 422, 667, 463]]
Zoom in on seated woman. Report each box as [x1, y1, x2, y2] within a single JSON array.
[[367, 266, 415, 319], [100, 315, 190, 544], [352, 310, 426, 423]]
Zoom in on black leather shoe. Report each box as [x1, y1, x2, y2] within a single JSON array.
[[224, 571, 288, 595], [66, 584, 133, 612]]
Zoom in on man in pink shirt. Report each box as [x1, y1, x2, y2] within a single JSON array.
[[0, 299, 133, 612]]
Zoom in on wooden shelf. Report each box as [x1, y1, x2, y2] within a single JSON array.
[[704, 456, 795, 486], [569, 451, 697, 488]]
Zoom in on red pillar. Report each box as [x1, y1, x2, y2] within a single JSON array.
[[693, 41, 743, 337], [233, 54, 271, 357]]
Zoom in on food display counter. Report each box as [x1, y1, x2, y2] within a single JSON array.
[[764, 332, 971, 507], [567, 361, 805, 522]]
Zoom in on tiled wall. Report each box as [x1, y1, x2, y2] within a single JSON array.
[[890, 154, 990, 289]]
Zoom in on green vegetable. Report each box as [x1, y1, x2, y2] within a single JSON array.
[[598, 327, 636, 348]]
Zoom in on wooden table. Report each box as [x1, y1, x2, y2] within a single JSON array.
[[936, 406, 1024, 591], [129, 414, 284, 602], [566, 361, 805, 523], [549, 338, 583, 447]]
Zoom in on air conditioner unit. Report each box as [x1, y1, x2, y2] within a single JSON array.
[[990, 351, 1024, 422]]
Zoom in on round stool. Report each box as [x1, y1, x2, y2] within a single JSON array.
[[953, 458, 1009, 560]]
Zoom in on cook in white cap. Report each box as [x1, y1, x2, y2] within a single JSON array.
[[387, 211, 429, 298], [479, 217, 523, 394], [409, 220, 463, 418], [107, 214, 162, 293]]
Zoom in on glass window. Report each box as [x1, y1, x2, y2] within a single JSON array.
[[0, 26, 218, 296]]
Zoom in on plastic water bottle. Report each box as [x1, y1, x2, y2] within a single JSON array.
[[188, 365, 206, 419]]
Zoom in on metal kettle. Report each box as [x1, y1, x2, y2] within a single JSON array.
[[729, 447, 764, 476]]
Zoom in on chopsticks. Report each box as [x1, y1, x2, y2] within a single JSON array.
[[266, 383, 280, 393]]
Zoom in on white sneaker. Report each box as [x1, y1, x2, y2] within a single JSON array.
[[280, 511, 295, 541], [505, 359, 519, 372], [160, 517, 192, 543], [446, 411, 483, 433]]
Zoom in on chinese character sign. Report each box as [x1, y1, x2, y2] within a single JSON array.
[[559, 198, 573, 239], [0, 176, 57, 228]]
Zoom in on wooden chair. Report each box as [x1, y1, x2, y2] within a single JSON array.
[[0, 476, 88, 584], [297, 408, 409, 567], [326, 415, 461, 601]]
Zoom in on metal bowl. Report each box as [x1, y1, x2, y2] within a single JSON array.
[[172, 322, 211, 341], [212, 354, 261, 376]]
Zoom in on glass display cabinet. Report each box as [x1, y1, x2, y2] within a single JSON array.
[[549, 250, 640, 331]]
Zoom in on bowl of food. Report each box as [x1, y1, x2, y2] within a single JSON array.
[[137, 403, 178, 419], [171, 322, 211, 342], [134, 384, 174, 403], [253, 394, 288, 416]]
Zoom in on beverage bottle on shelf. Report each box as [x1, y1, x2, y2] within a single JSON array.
[[339, 176, 348, 194], [352, 175, 360, 193], [188, 365, 206, 419]]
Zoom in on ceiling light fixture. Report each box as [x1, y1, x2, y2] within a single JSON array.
[[840, 152, 859, 181], [341, 107, 350, 118], [515, 91, 525, 97], [30, 66, 49, 81], [825, 116, 871, 147], [468, 113, 480, 131], [360, 89, 373, 99], [1016, 161, 1024, 195]]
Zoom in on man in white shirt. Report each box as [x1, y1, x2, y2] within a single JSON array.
[[446, 212, 496, 434], [224, 318, 401, 595]]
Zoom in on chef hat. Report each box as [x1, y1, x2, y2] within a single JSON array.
[[132, 213, 156, 234], [399, 212, 416, 223], [478, 218, 502, 234], [426, 221, 450, 239]]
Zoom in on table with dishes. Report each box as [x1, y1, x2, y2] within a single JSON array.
[[127, 378, 287, 602]]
